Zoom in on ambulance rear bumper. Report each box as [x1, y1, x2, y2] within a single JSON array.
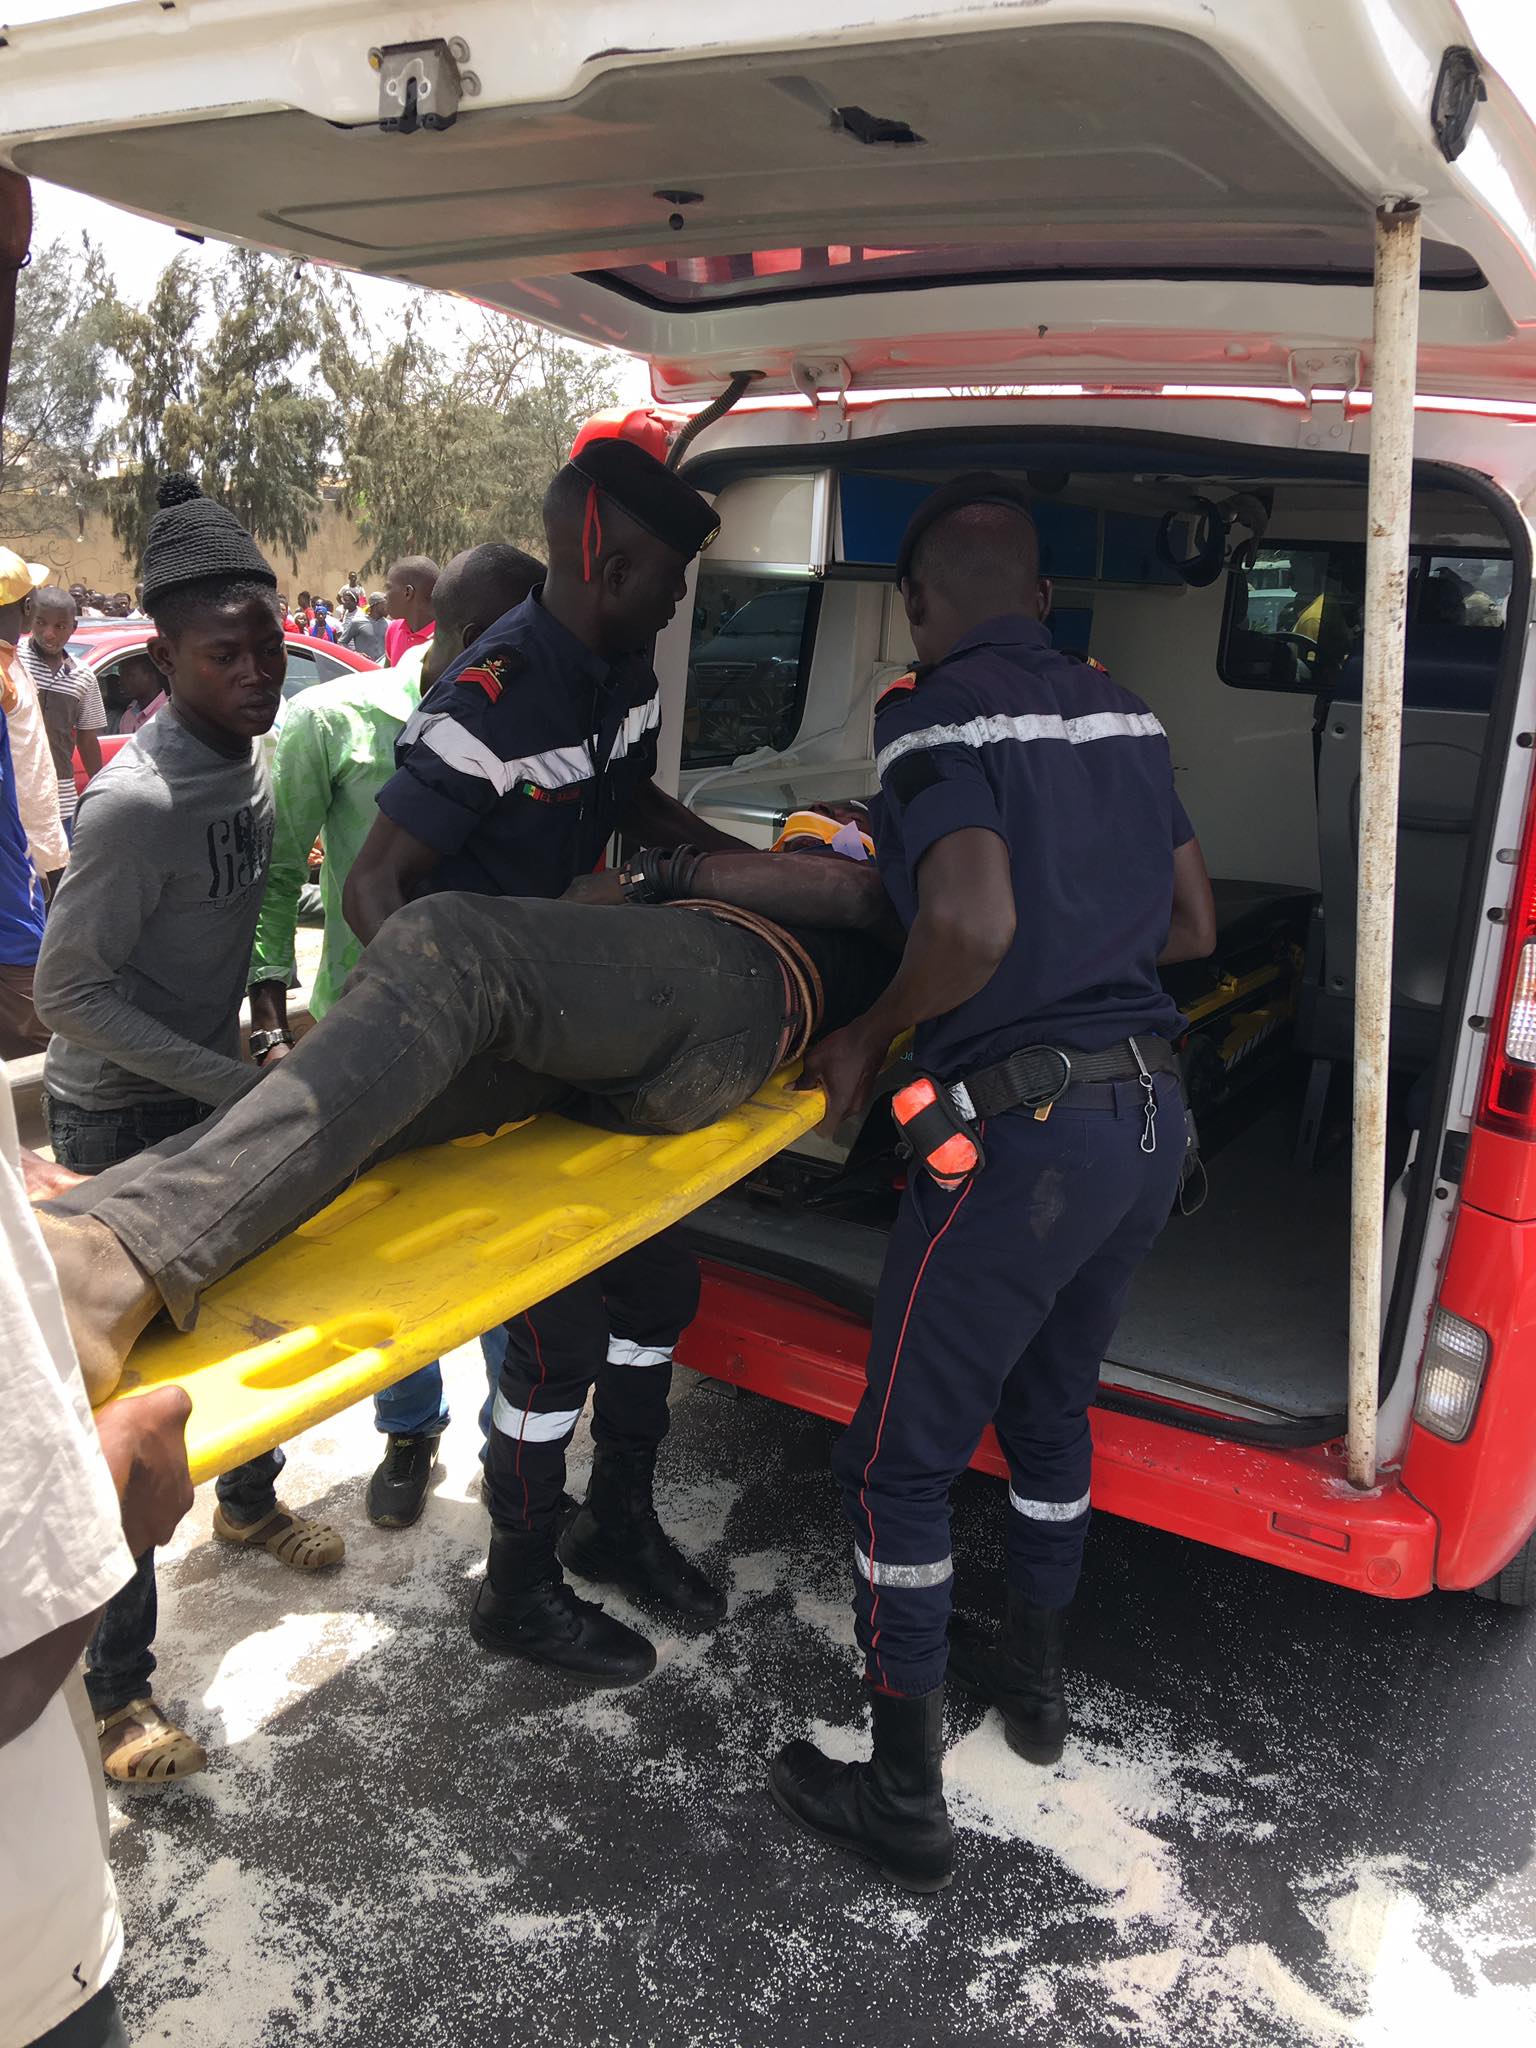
[[677, 1264, 1438, 1599]]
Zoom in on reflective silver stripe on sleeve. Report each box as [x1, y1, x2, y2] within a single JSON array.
[[609, 695, 661, 762], [400, 709, 594, 795], [876, 708, 1164, 779], [1008, 1486, 1092, 1521], [491, 1394, 582, 1443], [606, 1336, 674, 1368], [853, 1543, 954, 1588]]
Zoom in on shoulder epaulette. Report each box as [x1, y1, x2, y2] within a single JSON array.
[[874, 668, 923, 714], [454, 648, 526, 703]]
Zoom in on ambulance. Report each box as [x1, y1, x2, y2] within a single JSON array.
[[4, 0, 1535, 1604]]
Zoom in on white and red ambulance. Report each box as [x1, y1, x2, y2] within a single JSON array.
[[4, 0, 1535, 1603]]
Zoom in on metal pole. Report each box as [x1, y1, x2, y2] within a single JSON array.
[[1349, 200, 1421, 1490]]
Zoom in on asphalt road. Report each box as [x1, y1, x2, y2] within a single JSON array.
[[108, 1346, 1536, 2048]]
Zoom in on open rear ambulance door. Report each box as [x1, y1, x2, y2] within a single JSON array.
[[7, 0, 1536, 1484], [3, 2, 1535, 404]]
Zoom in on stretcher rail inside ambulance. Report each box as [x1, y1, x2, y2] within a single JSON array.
[[6, 0, 1536, 1607]]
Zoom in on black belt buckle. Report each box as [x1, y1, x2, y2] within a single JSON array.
[[1021, 1046, 1073, 1123]]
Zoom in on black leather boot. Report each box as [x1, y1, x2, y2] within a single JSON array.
[[769, 1686, 954, 1893], [557, 1442, 726, 1625], [470, 1527, 656, 1687], [947, 1589, 1069, 1765]]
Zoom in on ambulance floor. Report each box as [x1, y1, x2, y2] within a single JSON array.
[[1111, 1101, 1351, 1423], [102, 1343, 1536, 2048]]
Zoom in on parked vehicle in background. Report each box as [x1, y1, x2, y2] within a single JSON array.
[[66, 624, 378, 792]]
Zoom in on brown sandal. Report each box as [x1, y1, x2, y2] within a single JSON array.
[[97, 1697, 207, 1784], [212, 1503, 345, 1570]]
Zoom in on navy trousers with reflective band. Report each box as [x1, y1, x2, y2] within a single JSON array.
[[484, 1232, 701, 1531], [833, 1076, 1184, 1696]]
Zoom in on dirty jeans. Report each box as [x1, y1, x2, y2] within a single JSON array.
[[48, 894, 790, 1334], [47, 1091, 286, 1719]]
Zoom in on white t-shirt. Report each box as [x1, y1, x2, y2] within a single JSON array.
[[0, 1073, 135, 2048]]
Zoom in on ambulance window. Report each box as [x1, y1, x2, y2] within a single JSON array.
[[1220, 544, 1366, 692], [1220, 543, 1509, 697], [1418, 556, 1510, 629], [593, 237, 1483, 309], [683, 574, 820, 768]]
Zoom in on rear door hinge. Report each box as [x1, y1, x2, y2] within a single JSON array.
[[791, 357, 852, 438], [1287, 349, 1362, 451]]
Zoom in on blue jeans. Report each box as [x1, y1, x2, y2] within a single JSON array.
[[46, 1091, 210, 1172], [48, 1091, 287, 1718], [376, 1343, 499, 1456], [373, 1363, 451, 1438]]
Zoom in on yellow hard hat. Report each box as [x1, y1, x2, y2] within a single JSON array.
[[0, 550, 50, 607]]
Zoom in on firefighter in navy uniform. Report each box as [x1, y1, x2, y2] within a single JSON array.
[[346, 439, 747, 1686], [770, 474, 1216, 1890]]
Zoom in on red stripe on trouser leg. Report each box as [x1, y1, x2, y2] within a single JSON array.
[[514, 1310, 548, 1529], [840, 1086, 1188, 1685], [857, 1177, 976, 1687]]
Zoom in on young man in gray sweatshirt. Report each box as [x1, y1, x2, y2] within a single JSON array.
[[33, 475, 345, 1787]]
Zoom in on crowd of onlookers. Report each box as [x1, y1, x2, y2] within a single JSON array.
[[281, 578, 386, 656], [66, 584, 146, 622]]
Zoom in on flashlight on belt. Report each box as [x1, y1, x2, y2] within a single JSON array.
[[890, 1075, 984, 1191]]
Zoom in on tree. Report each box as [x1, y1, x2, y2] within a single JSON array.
[[15, 233, 621, 581], [101, 252, 203, 564], [333, 308, 620, 572], [104, 246, 336, 566], [493, 329, 626, 551], [0, 235, 117, 552], [181, 247, 332, 559]]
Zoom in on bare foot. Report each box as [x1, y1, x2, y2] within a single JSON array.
[[35, 1209, 162, 1405]]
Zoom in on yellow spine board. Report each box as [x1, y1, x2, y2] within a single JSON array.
[[106, 1068, 824, 1484]]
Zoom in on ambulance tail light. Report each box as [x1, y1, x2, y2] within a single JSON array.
[[1413, 1307, 1490, 1442], [1478, 782, 1536, 1137]]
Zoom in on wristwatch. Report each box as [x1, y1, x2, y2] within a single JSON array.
[[249, 1027, 295, 1060]]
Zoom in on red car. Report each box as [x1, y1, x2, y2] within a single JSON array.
[[67, 622, 379, 793]]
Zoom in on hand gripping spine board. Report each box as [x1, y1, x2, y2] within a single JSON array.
[[106, 1068, 824, 1484]]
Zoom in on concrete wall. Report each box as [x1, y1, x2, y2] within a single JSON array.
[[6, 499, 377, 605]]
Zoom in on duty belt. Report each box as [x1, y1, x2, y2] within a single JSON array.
[[951, 1035, 1179, 1124], [892, 1036, 1182, 1191]]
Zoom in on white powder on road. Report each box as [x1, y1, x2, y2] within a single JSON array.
[[944, 1713, 1180, 1912], [105, 1345, 1534, 2048]]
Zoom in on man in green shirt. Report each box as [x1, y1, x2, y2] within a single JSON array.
[[247, 541, 542, 1524], [249, 544, 542, 1025]]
